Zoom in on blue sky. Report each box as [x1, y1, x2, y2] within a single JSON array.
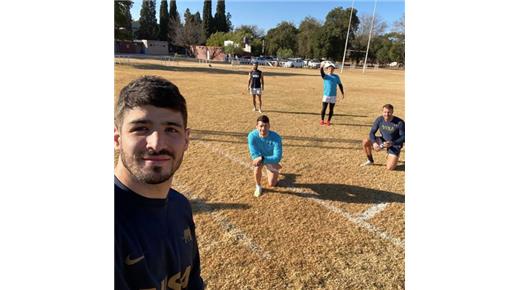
[[130, 0, 405, 33]]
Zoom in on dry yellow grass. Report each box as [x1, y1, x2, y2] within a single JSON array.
[[115, 58, 405, 289]]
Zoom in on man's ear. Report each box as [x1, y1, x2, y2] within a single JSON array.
[[114, 125, 121, 148], [184, 128, 191, 151]]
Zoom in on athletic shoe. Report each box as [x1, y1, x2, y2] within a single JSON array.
[[254, 187, 263, 197], [326, 120, 331, 126], [258, 109, 263, 113], [360, 160, 374, 167], [252, 108, 257, 112], [320, 120, 325, 125]]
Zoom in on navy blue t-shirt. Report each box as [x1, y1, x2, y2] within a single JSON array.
[[249, 69, 262, 88], [115, 177, 204, 290], [369, 116, 405, 146]]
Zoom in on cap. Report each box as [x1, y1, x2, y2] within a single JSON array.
[[324, 62, 336, 69]]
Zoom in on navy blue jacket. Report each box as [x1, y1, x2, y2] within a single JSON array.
[[115, 177, 204, 290], [369, 116, 405, 146]]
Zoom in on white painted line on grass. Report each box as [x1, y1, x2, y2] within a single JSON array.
[[357, 203, 389, 221], [174, 183, 272, 260], [191, 139, 404, 249]]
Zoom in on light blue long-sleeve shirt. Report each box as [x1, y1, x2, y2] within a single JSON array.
[[247, 129, 283, 164]]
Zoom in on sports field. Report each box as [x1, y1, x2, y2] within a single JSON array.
[[115, 58, 405, 289]]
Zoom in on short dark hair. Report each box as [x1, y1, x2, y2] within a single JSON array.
[[256, 115, 269, 124], [115, 76, 188, 128], [382, 104, 394, 111]]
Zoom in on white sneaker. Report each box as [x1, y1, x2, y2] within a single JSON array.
[[252, 108, 257, 112], [254, 187, 262, 197], [360, 160, 374, 167], [258, 109, 263, 113]]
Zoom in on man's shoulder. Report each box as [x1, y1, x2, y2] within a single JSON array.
[[393, 116, 404, 124], [269, 131, 282, 141], [168, 188, 192, 209], [248, 129, 258, 138]]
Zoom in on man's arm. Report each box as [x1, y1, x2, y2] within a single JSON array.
[[369, 118, 380, 143], [247, 133, 262, 160], [263, 136, 282, 164], [188, 227, 204, 289], [261, 73, 264, 90], [393, 121, 405, 146], [338, 83, 344, 97], [320, 66, 326, 79], [247, 72, 252, 89]]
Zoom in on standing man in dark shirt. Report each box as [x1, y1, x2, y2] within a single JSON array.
[[248, 61, 265, 113], [114, 76, 204, 289], [361, 104, 405, 170]]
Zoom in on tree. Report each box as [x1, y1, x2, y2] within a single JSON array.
[[392, 14, 404, 34], [168, 0, 181, 47], [351, 13, 388, 64], [276, 48, 293, 59], [176, 9, 205, 49], [319, 7, 360, 60], [136, 0, 159, 40], [206, 31, 228, 46], [202, 0, 213, 40], [264, 21, 298, 57], [214, 0, 229, 32], [226, 12, 233, 32], [235, 25, 264, 39], [297, 17, 321, 59], [159, 0, 169, 41], [115, 1, 133, 40]]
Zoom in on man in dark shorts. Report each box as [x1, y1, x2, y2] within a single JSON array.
[[114, 76, 204, 289], [361, 104, 405, 170], [248, 61, 265, 113]]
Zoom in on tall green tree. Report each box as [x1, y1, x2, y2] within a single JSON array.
[[159, 0, 169, 41], [214, 0, 229, 32], [319, 7, 360, 60], [297, 17, 321, 59], [264, 21, 298, 57], [168, 0, 181, 47], [176, 9, 205, 49], [115, 1, 133, 40], [202, 0, 213, 40], [136, 0, 159, 40]]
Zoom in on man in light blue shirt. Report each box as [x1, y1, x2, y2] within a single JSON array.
[[247, 115, 283, 197]]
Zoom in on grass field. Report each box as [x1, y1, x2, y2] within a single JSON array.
[[115, 58, 405, 289]]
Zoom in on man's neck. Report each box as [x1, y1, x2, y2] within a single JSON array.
[[115, 165, 172, 199]]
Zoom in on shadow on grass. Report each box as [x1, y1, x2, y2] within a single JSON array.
[[191, 129, 360, 144], [128, 63, 316, 77], [266, 173, 404, 204], [264, 109, 368, 118], [190, 198, 251, 214]]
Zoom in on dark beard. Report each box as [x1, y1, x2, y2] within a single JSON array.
[[120, 149, 178, 184]]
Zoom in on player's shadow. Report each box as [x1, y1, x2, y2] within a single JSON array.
[[128, 63, 314, 77], [190, 198, 251, 214], [372, 161, 405, 172], [270, 173, 404, 204], [265, 109, 367, 118], [191, 129, 360, 145]]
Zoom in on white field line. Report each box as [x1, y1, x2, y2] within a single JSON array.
[[357, 202, 389, 221], [174, 183, 272, 260], [191, 137, 404, 249]]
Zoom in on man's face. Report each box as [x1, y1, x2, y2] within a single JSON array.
[[256, 121, 270, 137], [253, 64, 258, 70], [114, 105, 190, 185], [326, 66, 334, 74], [382, 107, 394, 121]]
